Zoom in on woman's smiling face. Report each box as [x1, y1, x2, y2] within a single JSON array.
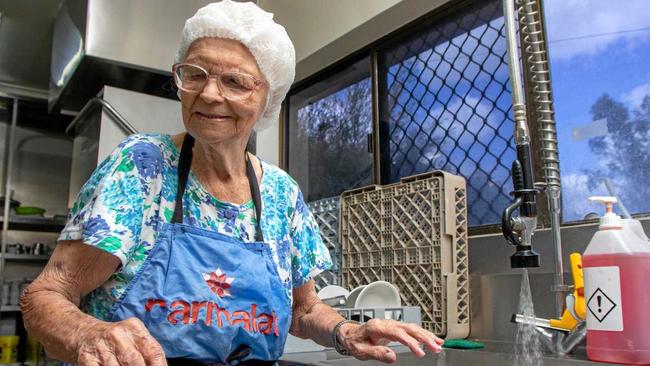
[[179, 37, 268, 145]]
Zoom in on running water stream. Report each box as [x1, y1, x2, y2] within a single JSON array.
[[513, 269, 543, 366]]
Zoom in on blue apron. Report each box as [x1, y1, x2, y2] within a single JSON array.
[[108, 134, 291, 365]]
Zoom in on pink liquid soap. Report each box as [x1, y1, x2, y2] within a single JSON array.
[[583, 252, 650, 365]]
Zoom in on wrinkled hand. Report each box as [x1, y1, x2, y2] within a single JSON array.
[[338, 319, 443, 363], [76, 317, 167, 366]]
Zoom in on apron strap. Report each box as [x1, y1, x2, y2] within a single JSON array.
[[172, 134, 265, 242], [245, 153, 264, 242], [172, 133, 195, 224]]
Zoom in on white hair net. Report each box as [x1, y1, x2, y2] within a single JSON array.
[[175, 0, 296, 131]]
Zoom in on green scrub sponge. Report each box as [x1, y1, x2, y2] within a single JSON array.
[[442, 339, 485, 349]]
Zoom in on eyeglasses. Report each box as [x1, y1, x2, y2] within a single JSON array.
[[172, 63, 266, 101]]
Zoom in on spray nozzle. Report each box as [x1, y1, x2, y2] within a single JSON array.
[[589, 196, 622, 229]]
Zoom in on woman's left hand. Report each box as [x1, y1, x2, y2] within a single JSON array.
[[338, 319, 444, 363]]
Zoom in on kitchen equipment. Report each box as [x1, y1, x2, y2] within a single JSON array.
[[0, 197, 20, 210], [336, 306, 420, 324], [6, 244, 23, 254], [9, 279, 21, 305], [503, 0, 566, 355], [340, 170, 469, 337], [50, 1, 209, 111], [321, 295, 347, 307], [354, 281, 401, 309], [318, 285, 349, 307], [284, 306, 421, 354], [32, 242, 46, 256], [53, 214, 69, 224], [501, 0, 540, 270], [1, 282, 9, 305], [317, 285, 349, 302], [345, 285, 366, 308], [0, 335, 20, 364], [14, 206, 46, 216], [307, 197, 340, 292]]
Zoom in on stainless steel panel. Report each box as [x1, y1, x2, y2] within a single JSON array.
[[67, 107, 99, 208], [0, 0, 61, 95], [469, 272, 558, 342], [67, 86, 183, 205], [49, 0, 213, 112], [97, 86, 183, 162], [86, 0, 209, 73], [281, 345, 612, 366], [50, 0, 86, 99], [466, 219, 650, 342]]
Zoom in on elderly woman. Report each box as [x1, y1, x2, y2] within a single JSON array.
[[21, 1, 443, 365]]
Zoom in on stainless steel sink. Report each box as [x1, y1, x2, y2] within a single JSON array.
[[281, 344, 613, 365]]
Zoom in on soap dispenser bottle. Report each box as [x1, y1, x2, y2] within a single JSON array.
[[582, 196, 650, 364]]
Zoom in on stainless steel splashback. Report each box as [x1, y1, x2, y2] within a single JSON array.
[[467, 219, 650, 343], [50, 0, 213, 112]]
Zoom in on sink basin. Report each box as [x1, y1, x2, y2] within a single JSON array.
[[282, 344, 614, 366]]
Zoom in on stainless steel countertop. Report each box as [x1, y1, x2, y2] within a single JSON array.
[[281, 343, 613, 366]]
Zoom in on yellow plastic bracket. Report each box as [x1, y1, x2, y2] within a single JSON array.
[[548, 253, 586, 331]]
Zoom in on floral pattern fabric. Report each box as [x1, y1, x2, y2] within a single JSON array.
[[59, 134, 332, 320]]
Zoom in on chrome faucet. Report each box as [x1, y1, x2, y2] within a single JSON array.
[[502, 0, 572, 354], [501, 0, 540, 269]]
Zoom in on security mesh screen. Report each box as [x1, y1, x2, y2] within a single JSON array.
[[378, 0, 515, 226]]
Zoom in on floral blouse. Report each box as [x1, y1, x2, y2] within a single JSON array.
[[59, 134, 332, 320]]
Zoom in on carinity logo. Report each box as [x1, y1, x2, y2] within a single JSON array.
[[203, 268, 234, 298]]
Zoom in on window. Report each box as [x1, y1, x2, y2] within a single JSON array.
[[285, 0, 521, 228], [378, 0, 514, 226], [544, 0, 650, 221], [286, 58, 373, 202]]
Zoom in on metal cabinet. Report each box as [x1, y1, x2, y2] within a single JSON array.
[[0, 96, 73, 365]]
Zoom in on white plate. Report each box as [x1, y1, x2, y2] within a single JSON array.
[[354, 281, 401, 309], [317, 285, 349, 301], [346, 285, 367, 308]]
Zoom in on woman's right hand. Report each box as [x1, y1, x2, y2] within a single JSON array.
[[21, 241, 168, 365], [76, 317, 167, 366]]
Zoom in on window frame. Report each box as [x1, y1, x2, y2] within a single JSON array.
[[282, 53, 375, 179], [283, 0, 600, 234]]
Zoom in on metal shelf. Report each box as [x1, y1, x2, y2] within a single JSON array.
[[0, 305, 21, 312], [2, 254, 50, 261], [0, 215, 65, 232]]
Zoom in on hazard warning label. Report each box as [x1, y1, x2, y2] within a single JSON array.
[[584, 266, 623, 331], [587, 288, 616, 322]]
